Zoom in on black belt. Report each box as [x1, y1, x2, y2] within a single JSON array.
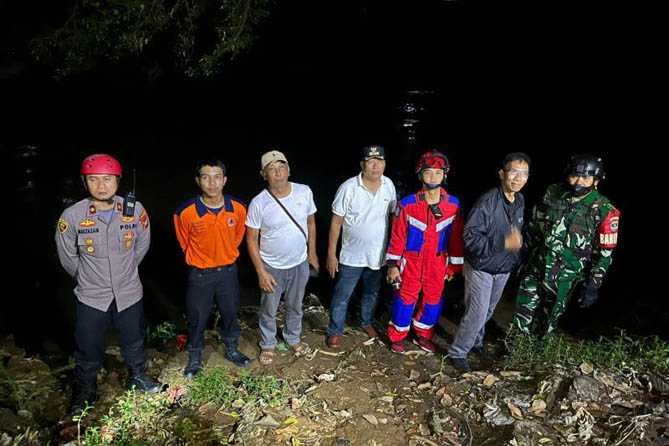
[[191, 264, 235, 273]]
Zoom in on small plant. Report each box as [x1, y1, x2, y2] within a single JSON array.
[[72, 402, 94, 444], [146, 321, 177, 346], [83, 388, 172, 445]]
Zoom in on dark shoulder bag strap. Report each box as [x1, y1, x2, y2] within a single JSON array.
[[265, 188, 308, 244]]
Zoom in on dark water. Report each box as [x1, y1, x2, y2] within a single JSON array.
[[3, 1, 664, 355]]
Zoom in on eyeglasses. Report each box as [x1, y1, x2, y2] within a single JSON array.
[[505, 168, 529, 179]]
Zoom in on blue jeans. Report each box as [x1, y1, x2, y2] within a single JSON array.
[[327, 265, 382, 336]]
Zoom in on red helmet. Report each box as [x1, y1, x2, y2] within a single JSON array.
[[415, 149, 450, 175], [80, 154, 122, 176]]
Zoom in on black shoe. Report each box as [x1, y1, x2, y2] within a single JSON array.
[[127, 374, 162, 393], [449, 357, 471, 373], [471, 346, 493, 361], [225, 349, 251, 368], [70, 385, 98, 416], [183, 352, 203, 379]]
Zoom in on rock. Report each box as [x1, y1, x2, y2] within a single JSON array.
[[483, 402, 515, 426], [440, 393, 453, 407], [335, 438, 351, 446], [579, 362, 594, 375], [255, 415, 280, 428], [568, 375, 608, 402], [512, 420, 561, 445], [409, 370, 420, 381], [362, 414, 378, 425]]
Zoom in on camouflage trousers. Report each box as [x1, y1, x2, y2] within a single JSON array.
[[511, 270, 579, 336]]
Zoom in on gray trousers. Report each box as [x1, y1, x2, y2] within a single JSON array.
[[448, 261, 510, 359], [259, 260, 310, 350]]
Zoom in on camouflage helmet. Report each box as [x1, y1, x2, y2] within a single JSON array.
[[567, 154, 605, 180]]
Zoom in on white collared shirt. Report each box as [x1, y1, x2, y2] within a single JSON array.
[[332, 174, 397, 269]]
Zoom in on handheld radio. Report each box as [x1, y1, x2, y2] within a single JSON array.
[[123, 168, 137, 217]]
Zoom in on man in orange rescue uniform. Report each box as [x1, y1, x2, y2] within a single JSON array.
[[174, 158, 251, 378]]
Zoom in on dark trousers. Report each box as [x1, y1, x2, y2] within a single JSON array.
[[186, 264, 241, 353], [74, 299, 146, 386]]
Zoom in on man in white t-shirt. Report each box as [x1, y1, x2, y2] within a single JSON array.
[[246, 150, 319, 365], [326, 145, 397, 348]]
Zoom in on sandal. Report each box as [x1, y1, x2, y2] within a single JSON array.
[[291, 342, 312, 357], [259, 349, 275, 366]]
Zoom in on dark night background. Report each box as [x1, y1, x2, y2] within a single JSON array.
[[2, 1, 664, 357]]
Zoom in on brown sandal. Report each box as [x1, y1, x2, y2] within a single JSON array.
[[291, 342, 312, 357], [259, 350, 275, 366]]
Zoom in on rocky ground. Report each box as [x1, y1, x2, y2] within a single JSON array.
[[1, 295, 668, 445]]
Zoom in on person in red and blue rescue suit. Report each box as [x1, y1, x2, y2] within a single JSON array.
[[385, 150, 465, 354], [55, 154, 162, 416]]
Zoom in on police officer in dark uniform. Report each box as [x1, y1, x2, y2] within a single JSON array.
[[55, 154, 162, 414]]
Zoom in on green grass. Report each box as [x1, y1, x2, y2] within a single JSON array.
[[186, 367, 288, 408], [80, 368, 288, 445], [504, 331, 669, 373]]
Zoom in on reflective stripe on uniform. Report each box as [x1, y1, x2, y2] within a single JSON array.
[[435, 216, 455, 232], [389, 321, 411, 332], [407, 216, 427, 231]]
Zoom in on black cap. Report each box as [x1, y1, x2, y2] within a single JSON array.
[[362, 145, 385, 160]]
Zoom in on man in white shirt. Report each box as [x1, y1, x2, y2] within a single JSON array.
[[246, 150, 319, 365], [326, 145, 397, 348]]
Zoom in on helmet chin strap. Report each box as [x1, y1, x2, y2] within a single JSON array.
[[423, 182, 441, 190]]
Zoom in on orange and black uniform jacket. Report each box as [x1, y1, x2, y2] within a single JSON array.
[[174, 195, 247, 268]]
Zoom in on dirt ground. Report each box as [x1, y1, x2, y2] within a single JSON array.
[[2, 293, 668, 445]]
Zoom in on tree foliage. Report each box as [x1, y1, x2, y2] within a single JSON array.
[[31, 0, 271, 80]]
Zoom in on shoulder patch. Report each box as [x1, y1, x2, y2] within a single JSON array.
[[139, 210, 150, 230], [58, 218, 69, 233], [598, 209, 621, 249]]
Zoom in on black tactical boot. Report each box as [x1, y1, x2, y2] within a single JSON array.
[[70, 381, 98, 416], [127, 365, 162, 393], [225, 349, 251, 368], [183, 350, 203, 379]]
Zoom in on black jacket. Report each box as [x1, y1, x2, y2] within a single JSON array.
[[464, 186, 525, 274]]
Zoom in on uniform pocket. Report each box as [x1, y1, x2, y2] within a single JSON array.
[[77, 234, 107, 258]]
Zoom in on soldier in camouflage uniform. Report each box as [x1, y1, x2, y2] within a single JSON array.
[[512, 154, 620, 335]]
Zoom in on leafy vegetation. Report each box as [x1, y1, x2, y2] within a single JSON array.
[[505, 330, 669, 373], [31, 0, 271, 80]]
